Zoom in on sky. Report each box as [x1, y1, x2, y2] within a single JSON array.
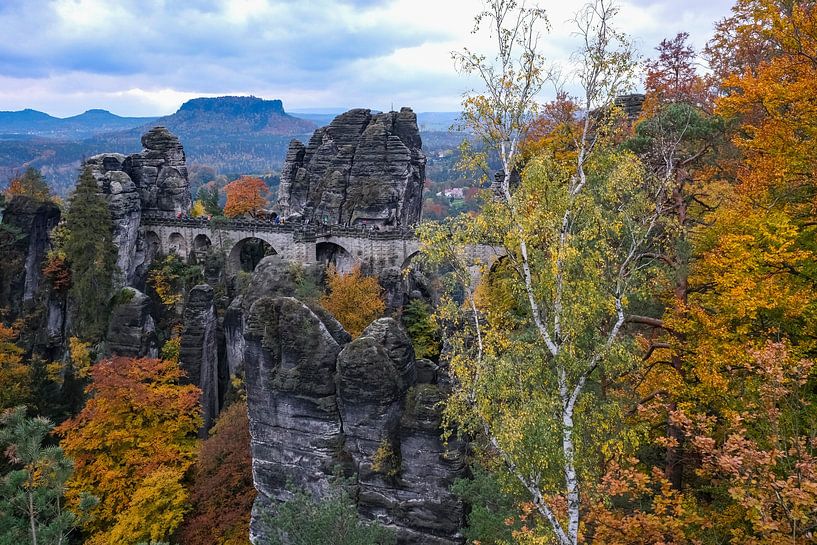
[[0, 0, 735, 117]]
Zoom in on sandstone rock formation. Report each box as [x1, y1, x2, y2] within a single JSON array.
[[378, 265, 434, 315], [0, 196, 60, 312], [84, 126, 192, 286], [243, 265, 464, 544], [105, 288, 158, 358], [224, 256, 327, 378], [614, 93, 646, 119], [123, 126, 192, 213], [180, 284, 223, 435], [276, 108, 426, 227], [85, 153, 144, 286]]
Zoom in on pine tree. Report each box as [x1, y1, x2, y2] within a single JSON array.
[[0, 406, 86, 545], [62, 167, 117, 341]]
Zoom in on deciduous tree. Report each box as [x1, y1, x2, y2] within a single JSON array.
[[401, 299, 440, 360], [4, 168, 52, 203], [56, 357, 201, 545], [623, 32, 724, 490], [421, 3, 660, 545], [0, 323, 29, 411], [320, 265, 385, 338], [191, 200, 207, 218], [179, 402, 255, 545], [223, 176, 268, 218]]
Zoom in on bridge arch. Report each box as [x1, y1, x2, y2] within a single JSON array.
[[401, 250, 421, 271], [167, 232, 188, 256], [193, 233, 212, 253], [228, 236, 278, 274], [316, 241, 355, 274]]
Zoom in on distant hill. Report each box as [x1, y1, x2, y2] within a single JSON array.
[[86, 96, 318, 174], [0, 108, 158, 139], [416, 112, 461, 132]]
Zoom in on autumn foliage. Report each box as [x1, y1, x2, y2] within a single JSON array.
[[4, 167, 52, 202], [179, 401, 255, 545], [0, 322, 29, 410], [223, 175, 269, 218], [56, 357, 201, 545], [2, 3, 817, 545], [42, 252, 71, 293], [320, 264, 385, 338]]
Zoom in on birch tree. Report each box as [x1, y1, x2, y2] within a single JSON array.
[[420, 2, 676, 544], [452, 0, 548, 193]]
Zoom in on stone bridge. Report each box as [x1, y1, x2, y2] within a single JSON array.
[[140, 214, 504, 277]]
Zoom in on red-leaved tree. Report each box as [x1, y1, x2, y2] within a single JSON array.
[[179, 401, 255, 545], [223, 176, 269, 218]]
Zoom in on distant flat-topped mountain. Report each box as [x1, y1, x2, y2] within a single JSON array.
[[0, 108, 158, 139], [137, 96, 316, 137], [83, 97, 318, 182]]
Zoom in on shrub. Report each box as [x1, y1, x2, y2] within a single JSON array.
[[261, 478, 395, 545], [371, 439, 401, 478]]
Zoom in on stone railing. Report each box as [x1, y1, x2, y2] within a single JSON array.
[[140, 212, 418, 241]]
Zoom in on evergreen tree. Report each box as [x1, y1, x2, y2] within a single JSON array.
[[401, 299, 441, 360], [0, 407, 86, 545], [62, 167, 117, 341], [197, 186, 222, 216]]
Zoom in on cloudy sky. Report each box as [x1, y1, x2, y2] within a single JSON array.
[[0, 0, 734, 117]]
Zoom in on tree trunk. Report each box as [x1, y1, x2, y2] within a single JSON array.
[[664, 182, 688, 490], [28, 489, 38, 545]]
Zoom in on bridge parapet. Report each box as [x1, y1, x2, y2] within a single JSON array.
[[140, 214, 418, 241]]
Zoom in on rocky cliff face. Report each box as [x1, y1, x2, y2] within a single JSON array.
[[106, 288, 158, 358], [180, 284, 224, 435], [85, 153, 144, 287], [123, 127, 192, 213], [277, 108, 426, 227], [0, 196, 60, 313], [84, 126, 192, 286], [243, 262, 464, 545], [378, 265, 434, 315], [224, 256, 326, 378]]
